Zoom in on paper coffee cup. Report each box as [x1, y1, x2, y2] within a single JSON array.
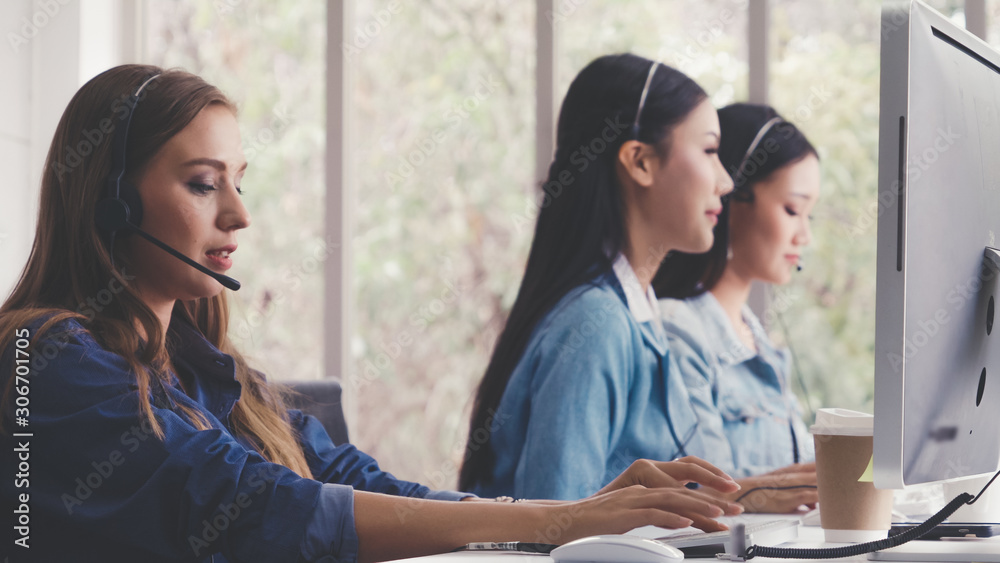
[[811, 408, 894, 543]]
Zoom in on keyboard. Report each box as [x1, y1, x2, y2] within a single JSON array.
[[655, 518, 800, 558]]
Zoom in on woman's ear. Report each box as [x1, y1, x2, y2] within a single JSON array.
[[617, 140, 657, 189]]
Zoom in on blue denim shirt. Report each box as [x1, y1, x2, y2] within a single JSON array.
[[0, 315, 466, 563], [473, 256, 700, 500], [659, 292, 814, 478]]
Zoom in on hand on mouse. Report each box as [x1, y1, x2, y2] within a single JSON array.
[[540, 484, 741, 544], [464, 458, 743, 534]]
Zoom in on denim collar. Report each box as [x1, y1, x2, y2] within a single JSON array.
[[166, 316, 242, 424], [686, 291, 783, 368]]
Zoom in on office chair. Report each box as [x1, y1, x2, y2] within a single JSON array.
[[285, 379, 350, 446]]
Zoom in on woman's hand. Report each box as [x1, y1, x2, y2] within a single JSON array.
[[709, 462, 818, 513], [595, 457, 742, 497], [544, 484, 742, 544], [589, 457, 743, 531], [357, 478, 742, 562]]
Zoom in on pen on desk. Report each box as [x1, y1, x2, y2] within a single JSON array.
[[454, 542, 558, 554]]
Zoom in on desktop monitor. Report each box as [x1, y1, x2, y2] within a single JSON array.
[[873, 0, 1000, 490]]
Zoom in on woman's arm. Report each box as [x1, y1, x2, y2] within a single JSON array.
[[510, 291, 741, 503], [509, 293, 637, 499], [354, 485, 727, 563], [290, 408, 469, 500], [5, 321, 340, 561]]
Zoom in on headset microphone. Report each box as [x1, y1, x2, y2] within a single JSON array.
[[94, 72, 241, 292], [95, 198, 241, 290], [133, 230, 241, 290]]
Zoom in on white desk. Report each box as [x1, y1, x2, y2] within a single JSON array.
[[390, 515, 1000, 563]]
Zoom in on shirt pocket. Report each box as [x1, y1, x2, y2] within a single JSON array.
[[717, 393, 791, 471]]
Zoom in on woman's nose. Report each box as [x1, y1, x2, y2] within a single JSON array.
[[219, 186, 251, 231]]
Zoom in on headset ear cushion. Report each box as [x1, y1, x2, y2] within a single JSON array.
[[94, 197, 128, 232], [118, 182, 144, 227]]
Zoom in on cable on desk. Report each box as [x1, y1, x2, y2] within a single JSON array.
[[745, 491, 972, 559], [746, 466, 1000, 559]]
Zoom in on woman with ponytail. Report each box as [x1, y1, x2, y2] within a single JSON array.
[[461, 54, 736, 503]]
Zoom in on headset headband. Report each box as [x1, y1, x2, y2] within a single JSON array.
[[734, 116, 783, 184], [631, 61, 660, 139], [106, 73, 161, 200]]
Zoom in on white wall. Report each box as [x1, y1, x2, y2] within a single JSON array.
[[0, 0, 36, 300], [1, 0, 123, 301]]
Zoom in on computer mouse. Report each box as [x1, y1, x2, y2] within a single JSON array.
[[550, 534, 684, 563]]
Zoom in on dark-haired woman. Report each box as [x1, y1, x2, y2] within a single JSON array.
[[0, 64, 745, 563], [654, 103, 820, 512], [460, 54, 738, 503]]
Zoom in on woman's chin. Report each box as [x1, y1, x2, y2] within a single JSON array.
[[678, 234, 715, 255], [771, 268, 793, 286]]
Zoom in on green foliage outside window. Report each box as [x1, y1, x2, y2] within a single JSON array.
[[148, 0, 974, 487]]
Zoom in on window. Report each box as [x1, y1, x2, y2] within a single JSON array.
[[766, 0, 884, 418], [767, 0, 971, 419], [147, 0, 327, 382], [560, 0, 749, 107], [350, 1, 535, 483], [142, 0, 993, 488]]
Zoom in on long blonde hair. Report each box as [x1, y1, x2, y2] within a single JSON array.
[[0, 65, 313, 478]]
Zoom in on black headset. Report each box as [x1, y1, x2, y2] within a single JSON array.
[[94, 73, 159, 243], [93, 73, 241, 291]]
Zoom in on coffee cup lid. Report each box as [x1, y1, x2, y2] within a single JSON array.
[[809, 408, 874, 436]]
